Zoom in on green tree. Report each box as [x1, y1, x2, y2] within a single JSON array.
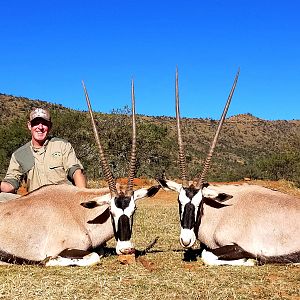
[[0, 117, 29, 179], [255, 151, 300, 186]]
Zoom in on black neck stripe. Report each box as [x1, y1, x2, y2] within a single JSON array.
[[0, 249, 41, 265]]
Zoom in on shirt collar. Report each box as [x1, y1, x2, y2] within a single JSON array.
[[31, 138, 50, 152]]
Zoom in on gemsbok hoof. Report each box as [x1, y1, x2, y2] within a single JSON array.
[[45, 252, 101, 267]]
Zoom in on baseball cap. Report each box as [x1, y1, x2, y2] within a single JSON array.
[[29, 108, 51, 122]]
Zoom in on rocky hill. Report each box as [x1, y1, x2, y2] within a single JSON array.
[[1, 93, 299, 185]]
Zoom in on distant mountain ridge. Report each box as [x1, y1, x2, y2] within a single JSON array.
[[1, 93, 299, 184], [0, 93, 68, 122]]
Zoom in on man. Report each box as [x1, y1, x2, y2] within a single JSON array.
[[0, 107, 86, 194]]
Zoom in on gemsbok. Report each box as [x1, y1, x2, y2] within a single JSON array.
[[0, 80, 160, 266], [158, 68, 300, 266]]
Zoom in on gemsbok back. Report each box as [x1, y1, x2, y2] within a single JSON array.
[[0, 80, 160, 266], [158, 68, 300, 266]]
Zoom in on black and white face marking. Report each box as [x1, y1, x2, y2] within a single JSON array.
[[156, 179, 203, 248], [157, 179, 204, 248], [178, 185, 203, 248], [110, 193, 136, 255], [158, 179, 233, 249], [81, 185, 161, 255]]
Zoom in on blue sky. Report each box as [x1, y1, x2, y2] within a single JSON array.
[[1, 0, 299, 120]]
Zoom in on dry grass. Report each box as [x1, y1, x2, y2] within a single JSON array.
[[251, 179, 300, 197], [1, 181, 299, 300]]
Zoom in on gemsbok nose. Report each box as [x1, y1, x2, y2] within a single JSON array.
[[180, 229, 196, 248], [82, 79, 161, 258]]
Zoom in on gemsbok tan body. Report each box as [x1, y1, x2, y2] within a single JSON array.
[[0, 185, 113, 265], [158, 68, 300, 266], [0, 80, 160, 266]]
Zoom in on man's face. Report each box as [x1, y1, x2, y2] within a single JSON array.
[[28, 118, 52, 145]]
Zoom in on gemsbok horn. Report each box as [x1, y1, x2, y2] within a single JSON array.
[[158, 68, 300, 266], [0, 80, 160, 266]]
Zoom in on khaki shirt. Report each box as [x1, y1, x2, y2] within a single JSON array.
[[3, 137, 83, 192]]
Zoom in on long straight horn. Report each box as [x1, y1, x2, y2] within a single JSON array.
[[195, 68, 240, 189], [175, 67, 188, 186], [126, 79, 137, 196], [82, 80, 118, 196]]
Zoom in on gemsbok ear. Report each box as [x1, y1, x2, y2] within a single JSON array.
[[216, 193, 233, 202], [81, 201, 99, 209], [146, 185, 161, 197], [201, 182, 210, 188], [81, 194, 112, 209], [202, 187, 223, 198], [133, 185, 161, 201], [156, 179, 182, 193], [87, 208, 111, 224], [202, 197, 231, 209], [202, 187, 232, 208]]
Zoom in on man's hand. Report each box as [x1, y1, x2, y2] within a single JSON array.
[[73, 169, 87, 188], [0, 181, 16, 193]]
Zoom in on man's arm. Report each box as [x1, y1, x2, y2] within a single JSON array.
[[62, 141, 87, 188], [72, 169, 87, 188], [1, 153, 23, 194]]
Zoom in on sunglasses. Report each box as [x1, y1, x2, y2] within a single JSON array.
[[30, 118, 52, 127]]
